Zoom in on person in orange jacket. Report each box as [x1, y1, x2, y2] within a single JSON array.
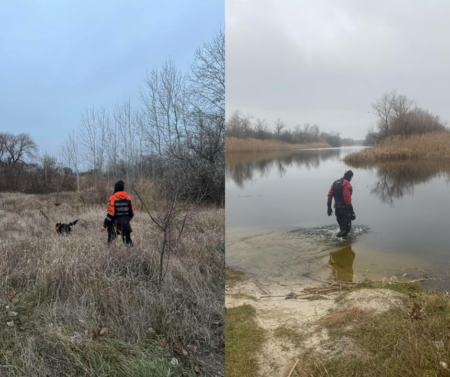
[[327, 170, 355, 238], [101, 180, 134, 245]]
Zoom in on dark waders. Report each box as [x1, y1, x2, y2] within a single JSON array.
[[335, 208, 352, 237]]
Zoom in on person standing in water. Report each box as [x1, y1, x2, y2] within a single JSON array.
[[327, 170, 355, 238]]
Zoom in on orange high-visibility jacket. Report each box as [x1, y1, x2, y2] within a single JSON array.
[[103, 191, 134, 227]]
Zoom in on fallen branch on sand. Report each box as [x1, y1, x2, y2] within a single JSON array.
[[261, 278, 441, 300]]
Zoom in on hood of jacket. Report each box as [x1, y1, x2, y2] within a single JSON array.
[[111, 191, 129, 200]]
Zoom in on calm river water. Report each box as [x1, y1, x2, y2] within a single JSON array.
[[226, 147, 450, 289]]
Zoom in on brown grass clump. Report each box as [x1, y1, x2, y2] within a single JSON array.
[[0, 191, 224, 376], [344, 131, 450, 164], [316, 307, 371, 328], [226, 137, 330, 153]]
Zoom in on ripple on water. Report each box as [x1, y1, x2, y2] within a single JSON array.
[[290, 225, 370, 244]]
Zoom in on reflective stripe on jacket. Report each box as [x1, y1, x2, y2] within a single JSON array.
[[104, 191, 134, 227]]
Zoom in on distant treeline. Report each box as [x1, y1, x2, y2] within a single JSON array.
[[364, 90, 448, 146], [0, 132, 73, 194], [225, 110, 362, 147], [1, 29, 225, 204]]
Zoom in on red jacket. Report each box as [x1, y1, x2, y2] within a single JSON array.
[[328, 178, 352, 208]]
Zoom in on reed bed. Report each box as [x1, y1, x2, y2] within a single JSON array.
[[344, 132, 450, 164], [226, 137, 330, 153]]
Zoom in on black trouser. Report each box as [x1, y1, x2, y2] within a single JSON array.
[[335, 208, 352, 237], [107, 222, 132, 245]]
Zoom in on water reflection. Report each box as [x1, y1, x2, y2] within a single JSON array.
[[367, 162, 450, 205], [226, 149, 343, 188], [227, 147, 450, 204], [329, 245, 355, 281]]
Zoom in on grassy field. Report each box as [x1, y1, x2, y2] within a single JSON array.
[[0, 188, 224, 376], [344, 132, 450, 164], [226, 137, 330, 153]]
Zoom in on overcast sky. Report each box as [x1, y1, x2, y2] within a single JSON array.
[[0, 0, 223, 154], [226, 0, 450, 139]]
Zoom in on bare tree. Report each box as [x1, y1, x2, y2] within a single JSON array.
[[188, 28, 225, 114], [61, 131, 81, 191], [115, 101, 135, 181], [310, 124, 320, 142], [55, 28, 225, 203], [79, 107, 98, 182], [371, 90, 397, 138], [0, 133, 37, 166], [107, 113, 120, 179], [225, 110, 252, 138], [254, 119, 268, 139], [96, 107, 110, 177], [140, 60, 187, 156], [370, 91, 447, 140], [274, 118, 285, 139]]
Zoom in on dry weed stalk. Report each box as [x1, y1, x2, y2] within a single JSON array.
[[316, 307, 370, 328]]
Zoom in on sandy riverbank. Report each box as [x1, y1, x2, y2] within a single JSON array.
[[225, 228, 445, 376]]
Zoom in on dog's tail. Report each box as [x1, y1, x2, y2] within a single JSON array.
[[69, 219, 79, 227]]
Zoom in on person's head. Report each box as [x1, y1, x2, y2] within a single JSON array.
[[114, 180, 125, 193], [343, 170, 354, 181]]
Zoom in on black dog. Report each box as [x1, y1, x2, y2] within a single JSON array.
[[56, 220, 79, 234]]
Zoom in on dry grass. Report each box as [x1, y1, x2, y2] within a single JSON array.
[[344, 131, 450, 165], [0, 190, 224, 376], [316, 307, 371, 328], [226, 137, 330, 153]]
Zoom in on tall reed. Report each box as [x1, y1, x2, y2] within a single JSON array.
[[344, 132, 450, 164]]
